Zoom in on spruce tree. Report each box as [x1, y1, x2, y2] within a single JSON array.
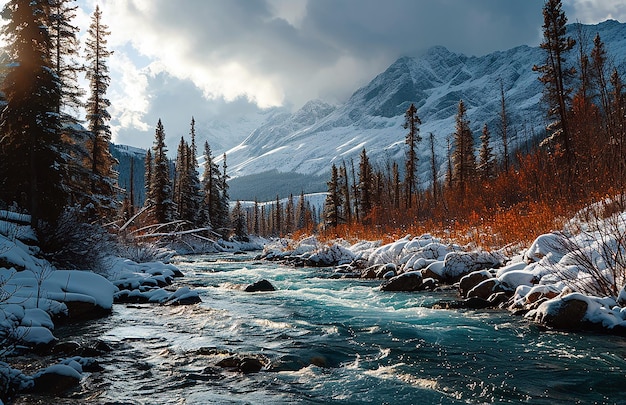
[[50, 0, 83, 121], [0, 0, 66, 226], [339, 162, 352, 224], [149, 119, 173, 224], [274, 195, 281, 236], [478, 123, 495, 181], [499, 80, 510, 173], [451, 100, 476, 191], [296, 191, 307, 230], [144, 148, 152, 206], [533, 0, 576, 165], [187, 117, 202, 225], [201, 141, 221, 229], [231, 200, 247, 241], [403, 103, 421, 208], [84, 5, 117, 218], [429, 132, 438, 205], [173, 137, 190, 221], [358, 148, 373, 221], [323, 164, 343, 229], [217, 154, 231, 237], [253, 198, 260, 235]]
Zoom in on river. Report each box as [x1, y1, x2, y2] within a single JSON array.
[[49, 252, 626, 404]]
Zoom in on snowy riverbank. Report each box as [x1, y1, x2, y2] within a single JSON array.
[[261, 202, 626, 334], [0, 211, 264, 403]]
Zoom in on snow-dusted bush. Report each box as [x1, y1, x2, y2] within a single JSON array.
[[37, 207, 116, 271], [541, 204, 626, 299]]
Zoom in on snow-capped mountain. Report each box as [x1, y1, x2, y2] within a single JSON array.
[[226, 20, 626, 200]]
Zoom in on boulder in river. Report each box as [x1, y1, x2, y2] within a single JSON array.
[[527, 294, 589, 330], [244, 279, 276, 292], [459, 270, 493, 298], [32, 364, 81, 394], [380, 271, 423, 292]]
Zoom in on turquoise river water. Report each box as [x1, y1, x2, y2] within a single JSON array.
[[61, 252, 626, 404]]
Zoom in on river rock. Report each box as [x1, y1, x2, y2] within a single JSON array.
[[51, 341, 81, 355], [63, 300, 111, 322], [528, 296, 589, 330], [240, 357, 264, 374], [376, 263, 397, 279], [463, 296, 493, 309], [441, 251, 506, 282], [32, 365, 81, 394], [467, 278, 502, 300], [459, 270, 493, 297], [360, 266, 378, 279], [420, 277, 437, 291], [380, 271, 423, 292], [216, 355, 266, 373], [244, 279, 276, 292]]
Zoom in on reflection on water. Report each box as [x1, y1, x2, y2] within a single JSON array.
[[45, 252, 626, 404]]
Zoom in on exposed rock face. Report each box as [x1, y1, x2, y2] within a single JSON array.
[[380, 271, 423, 292], [244, 279, 276, 292]]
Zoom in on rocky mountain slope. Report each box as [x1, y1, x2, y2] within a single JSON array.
[[225, 20, 626, 200]]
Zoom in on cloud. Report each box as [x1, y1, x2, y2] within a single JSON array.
[[565, 0, 626, 24], [94, 0, 548, 112]]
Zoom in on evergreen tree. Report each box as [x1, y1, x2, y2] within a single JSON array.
[[323, 164, 343, 229], [296, 191, 307, 230], [217, 153, 231, 237], [339, 162, 352, 224], [148, 119, 173, 223], [533, 0, 576, 165], [274, 195, 281, 236], [201, 141, 221, 229], [0, 0, 66, 226], [144, 148, 152, 206], [445, 136, 453, 189], [451, 100, 476, 191], [478, 123, 495, 181], [231, 200, 248, 241], [358, 148, 373, 221], [350, 158, 360, 222], [84, 5, 117, 218], [50, 0, 83, 120], [284, 194, 294, 234], [403, 103, 421, 208], [253, 198, 260, 235], [591, 34, 610, 122], [499, 79, 510, 173], [187, 117, 202, 225], [173, 137, 191, 221], [392, 162, 401, 209], [429, 132, 438, 205]]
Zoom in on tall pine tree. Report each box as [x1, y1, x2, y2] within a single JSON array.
[[533, 0, 576, 166], [148, 119, 173, 224], [451, 100, 476, 191], [0, 0, 66, 226], [84, 5, 117, 218], [403, 103, 421, 209]]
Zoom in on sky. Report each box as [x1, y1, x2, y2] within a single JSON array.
[[2, 0, 626, 151]]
